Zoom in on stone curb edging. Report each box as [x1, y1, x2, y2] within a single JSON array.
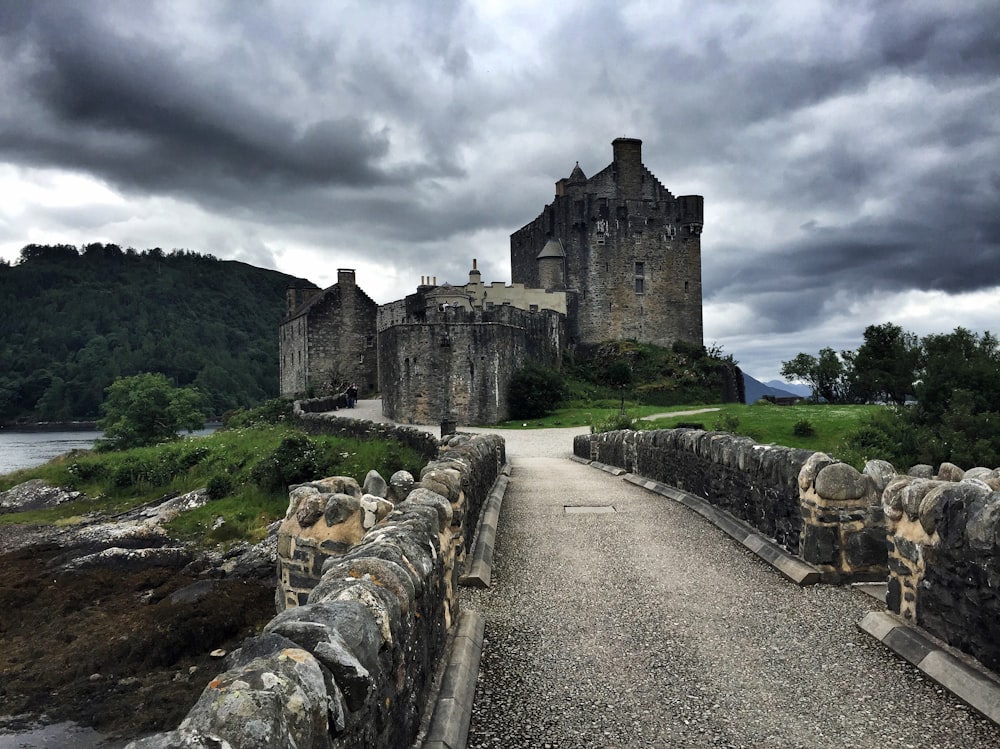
[[423, 609, 486, 749], [858, 611, 1000, 726], [620, 472, 822, 586], [459, 465, 511, 589], [572, 458, 822, 585]]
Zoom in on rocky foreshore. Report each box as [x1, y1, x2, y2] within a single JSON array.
[[0, 479, 279, 741]]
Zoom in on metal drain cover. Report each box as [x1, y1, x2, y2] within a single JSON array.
[[564, 505, 617, 514]]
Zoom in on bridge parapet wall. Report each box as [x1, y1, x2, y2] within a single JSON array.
[[130, 430, 504, 749], [573, 429, 886, 580], [882, 466, 1000, 671], [576, 430, 1000, 669], [293, 398, 440, 462]]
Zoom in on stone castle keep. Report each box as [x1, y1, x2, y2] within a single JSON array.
[[280, 138, 705, 424]]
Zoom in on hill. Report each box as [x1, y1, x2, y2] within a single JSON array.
[[742, 372, 808, 403], [0, 243, 317, 422]]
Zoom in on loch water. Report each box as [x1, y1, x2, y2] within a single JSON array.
[[0, 429, 102, 475]]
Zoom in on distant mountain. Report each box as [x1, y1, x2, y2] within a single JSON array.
[[742, 373, 810, 404], [0, 243, 317, 422], [765, 379, 811, 398]]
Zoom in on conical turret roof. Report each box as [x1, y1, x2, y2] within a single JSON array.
[[537, 238, 565, 259], [567, 161, 587, 184]]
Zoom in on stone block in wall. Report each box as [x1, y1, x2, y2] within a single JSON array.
[[798, 454, 886, 580], [277, 477, 395, 611], [801, 524, 838, 565]]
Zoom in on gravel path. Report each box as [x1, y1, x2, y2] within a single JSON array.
[[460, 434, 1000, 749], [350, 400, 1000, 747]]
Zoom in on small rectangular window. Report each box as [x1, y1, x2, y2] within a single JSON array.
[[635, 277, 645, 294], [635, 262, 644, 276]]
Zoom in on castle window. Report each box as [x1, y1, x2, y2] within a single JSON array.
[[365, 335, 374, 348], [635, 262, 645, 294], [485, 301, 494, 310]]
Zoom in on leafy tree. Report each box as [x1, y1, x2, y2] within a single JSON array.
[[843, 327, 1000, 468], [508, 364, 567, 420], [605, 360, 633, 415], [780, 347, 847, 403], [843, 323, 920, 404], [97, 373, 206, 450]]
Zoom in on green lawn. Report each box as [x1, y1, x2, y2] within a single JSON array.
[[492, 400, 883, 462], [642, 402, 882, 456]]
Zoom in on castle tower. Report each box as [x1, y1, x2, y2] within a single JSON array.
[[509, 137, 703, 349]]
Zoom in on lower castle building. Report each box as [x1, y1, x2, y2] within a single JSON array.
[[279, 138, 704, 425]]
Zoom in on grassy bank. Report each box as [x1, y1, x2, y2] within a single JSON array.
[[0, 424, 425, 544]]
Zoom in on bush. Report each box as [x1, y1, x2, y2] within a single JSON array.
[[590, 413, 636, 433], [793, 419, 816, 437], [249, 432, 321, 491], [205, 473, 235, 500], [714, 413, 741, 433], [224, 398, 294, 428], [508, 365, 567, 420]]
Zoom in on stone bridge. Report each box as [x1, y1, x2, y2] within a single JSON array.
[[131, 401, 1000, 749]]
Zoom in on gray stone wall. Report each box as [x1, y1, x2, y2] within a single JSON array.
[[882, 465, 1000, 670], [577, 429, 808, 553], [511, 138, 703, 348], [574, 428, 888, 580], [379, 305, 565, 425], [130, 431, 505, 749], [293, 400, 440, 462]]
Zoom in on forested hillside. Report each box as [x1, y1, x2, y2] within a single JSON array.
[[0, 243, 317, 422]]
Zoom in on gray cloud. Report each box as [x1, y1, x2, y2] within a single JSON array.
[[0, 0, 997, 378]]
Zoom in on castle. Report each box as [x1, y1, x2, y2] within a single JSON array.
[[280, 138, 704, 425]]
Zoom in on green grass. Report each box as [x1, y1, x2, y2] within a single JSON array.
[[0, 425, 425, 545], [642, 402, 883, 457], [491, 399, 881, 461], [492, 401, 707, 429]]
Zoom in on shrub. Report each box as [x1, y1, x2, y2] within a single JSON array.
[[249, 432, 321, 491], [205, 473, 235, 500], [793, 419, 816, 437], [224, 398, 294, 428], [590, 413, 636, 433], [714, 413, 740, 433], [508, 365, 567, 420]]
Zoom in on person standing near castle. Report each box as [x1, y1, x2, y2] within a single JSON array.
[[347, 383, 358, 408]]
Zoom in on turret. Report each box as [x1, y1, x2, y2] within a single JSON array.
[[536, 238, 566, 290], [678, 195, 704, 235]]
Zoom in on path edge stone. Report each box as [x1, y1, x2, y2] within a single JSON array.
[[858, 611, 1000, 726], [423, 609, 486, 749], [459, 465, 511, 588]]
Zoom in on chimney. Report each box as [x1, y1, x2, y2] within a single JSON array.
[[337, 268, 356, 287], [612, 137, 643, 199]]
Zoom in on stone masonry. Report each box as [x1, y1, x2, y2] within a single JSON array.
[[511, 138, 703, 348], [280, 137, 706, 424]]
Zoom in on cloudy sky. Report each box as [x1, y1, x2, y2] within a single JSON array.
[[1, 0, 997, 380]]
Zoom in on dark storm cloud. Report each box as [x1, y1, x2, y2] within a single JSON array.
[[0, 0, 997, 376], [0, 1, 479, 212], [3, 5, 391, 190]]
